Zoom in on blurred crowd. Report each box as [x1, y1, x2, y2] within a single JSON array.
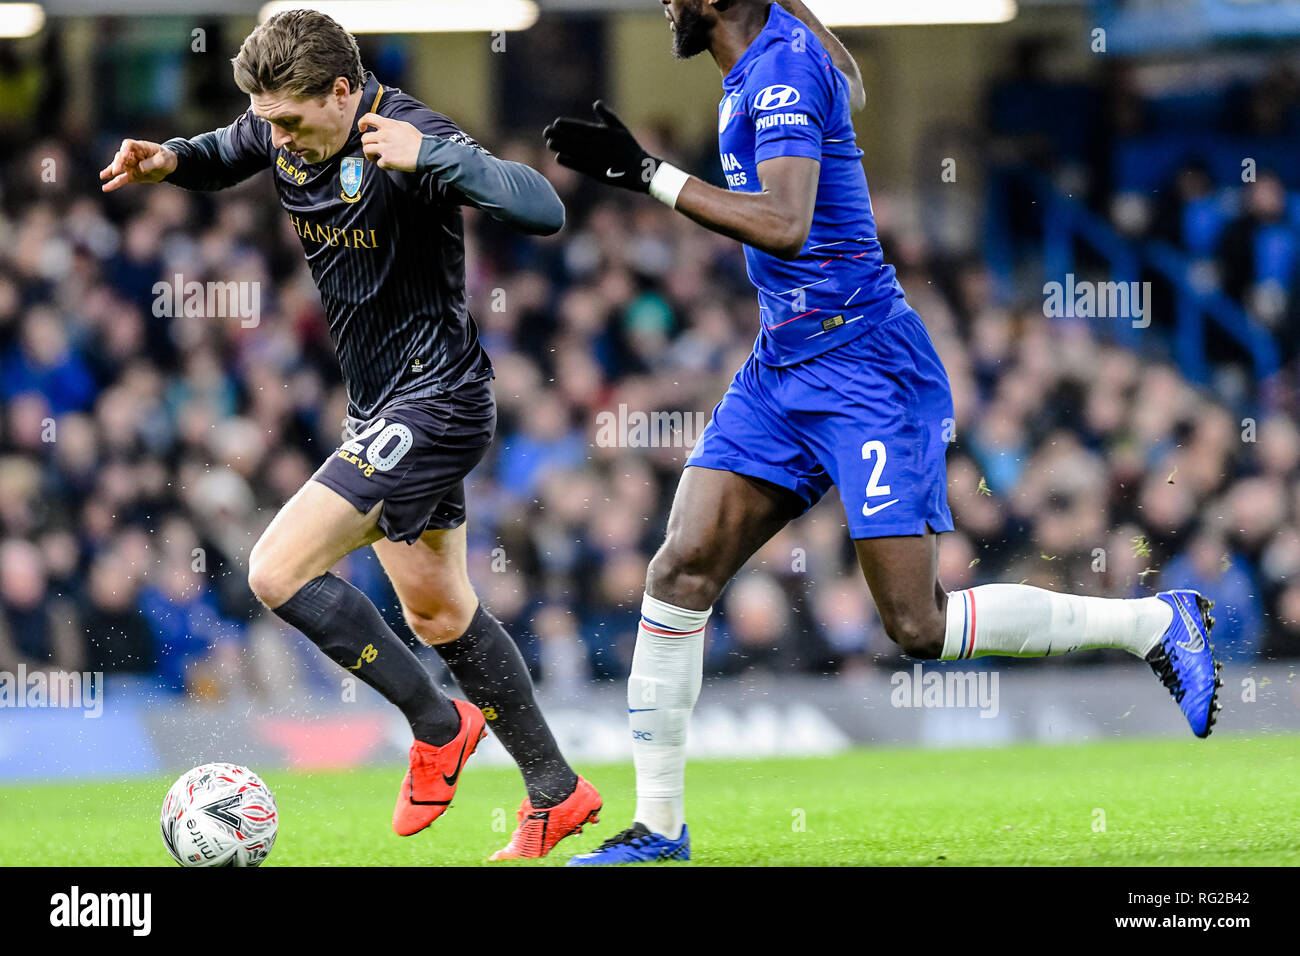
[[1001, 55, 1300, 370], [1145, 162, 1300, 358], [1, 68, 1299, 706]]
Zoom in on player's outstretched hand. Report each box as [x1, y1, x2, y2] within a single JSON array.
[[99, 139, 177, 192], [543, 101, 661, 193], [358, 112, 423, 172]]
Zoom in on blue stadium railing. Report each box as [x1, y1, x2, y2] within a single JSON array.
[[988, 170, 1281, 410]]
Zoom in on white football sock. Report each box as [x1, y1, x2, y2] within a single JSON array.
[[628, 592, 709, 841], [941, 584, 1172, 660]]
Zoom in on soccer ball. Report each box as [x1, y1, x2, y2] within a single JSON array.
[[160, 763, 278, 867]]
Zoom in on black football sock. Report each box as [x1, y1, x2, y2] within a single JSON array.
[[272, 572, 461, 746], [437, 604, 579, 808]]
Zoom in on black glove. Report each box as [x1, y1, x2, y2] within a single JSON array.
[[543, 101, 661, 193]]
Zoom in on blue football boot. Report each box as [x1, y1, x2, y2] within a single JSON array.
[[566, 823, 690, 866], [1148, 590, 1222, 738]]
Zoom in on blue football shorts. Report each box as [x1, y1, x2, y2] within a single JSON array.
[[686, 300, 955, 538]]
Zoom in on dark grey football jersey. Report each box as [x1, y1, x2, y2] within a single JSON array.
[[165, 72, 492, 419]]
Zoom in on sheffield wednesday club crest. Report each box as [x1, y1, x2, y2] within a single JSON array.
[[340, 156, 364, 203]]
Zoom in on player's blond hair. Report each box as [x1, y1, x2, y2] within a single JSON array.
[[231, 9, 364, 99]]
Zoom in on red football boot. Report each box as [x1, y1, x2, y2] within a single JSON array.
[[489, 776, 602, 860], [392, 698, 487, 837]]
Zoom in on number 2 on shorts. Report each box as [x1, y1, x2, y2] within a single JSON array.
[[860, 440, 899, 518]]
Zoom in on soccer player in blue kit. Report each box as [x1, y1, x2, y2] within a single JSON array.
[[545, 0, 1223, 865]]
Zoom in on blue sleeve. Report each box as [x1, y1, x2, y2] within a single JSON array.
[[745, 43, 838, 166], [163, 109, 272, 191]]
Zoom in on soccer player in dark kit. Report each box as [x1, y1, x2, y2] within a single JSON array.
[[100, 8, 600, 860]]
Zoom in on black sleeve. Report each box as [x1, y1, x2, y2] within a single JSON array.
[[394, 107, 564, 236], [163, 109, 272, 191], [414, 134, 565, 236]]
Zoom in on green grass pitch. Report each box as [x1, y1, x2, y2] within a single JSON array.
[[2, 734, 1296, 866]]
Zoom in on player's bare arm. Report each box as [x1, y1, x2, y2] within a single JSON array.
[[673, 155, 818, 259], [545, 102, 816, 259], [773, 0, 866, 111]]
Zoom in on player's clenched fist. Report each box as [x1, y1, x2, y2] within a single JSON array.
[[357, 113, 422, 172], [99, 139, 177, 192]]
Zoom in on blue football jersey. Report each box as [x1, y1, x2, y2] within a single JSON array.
[[718, 3, 903, 366]]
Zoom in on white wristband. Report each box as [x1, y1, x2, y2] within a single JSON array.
[[648, 161, 690, 209]]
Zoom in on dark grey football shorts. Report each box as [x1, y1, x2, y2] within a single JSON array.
[[311, 377, 496, 544]]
